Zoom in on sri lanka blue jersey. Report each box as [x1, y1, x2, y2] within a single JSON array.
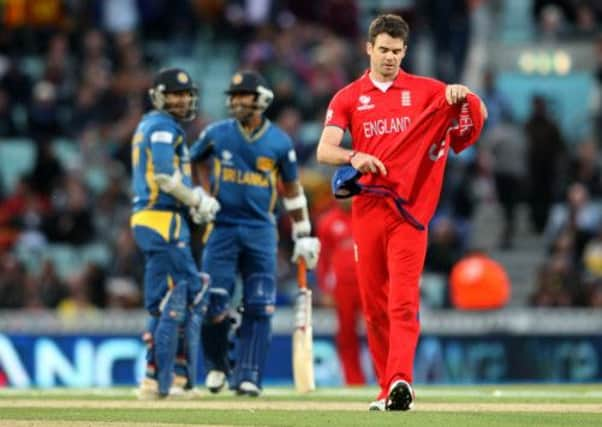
[[131, 110, 193, 214], [190, 118, 298, 226]]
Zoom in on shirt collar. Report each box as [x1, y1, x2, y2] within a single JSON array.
[[360, 68, 407, 92], [236, 117, 271, 143]]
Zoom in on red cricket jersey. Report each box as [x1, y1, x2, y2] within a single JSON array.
[[326, 69, 484, 226], [316, 204, 357, 295], [325, 69, 445, 157]]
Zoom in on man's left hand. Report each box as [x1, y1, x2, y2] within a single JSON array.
[[189, 188, 221, 224], [445, 84, 471, 105], [291, 237, 321, 269]]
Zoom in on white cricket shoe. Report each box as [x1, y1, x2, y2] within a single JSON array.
[[171, 375, 203, 399], [136, 377, 200, 400], [368, 398, 386, 411], [236, 380, 261, 397], [205, 370, 226, 394], [386, 380, 415, 411], [136, 378, 163, 400]]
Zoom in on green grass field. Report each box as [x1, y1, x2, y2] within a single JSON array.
[[1, 384, 601, 426]]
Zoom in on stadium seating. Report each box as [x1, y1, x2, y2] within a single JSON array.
[[0, 138, 36, 194], [52, 138, 81, 169]]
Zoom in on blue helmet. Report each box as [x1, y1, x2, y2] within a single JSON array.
[[149, 68, 198, 121]]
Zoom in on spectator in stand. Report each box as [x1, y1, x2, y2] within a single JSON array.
[[42, 173, 95, 245], [0, 253, 26, 308], [27, 80, 63, 140], [69, 83, 102, 136], [94, 168, 131, 242], [574, 2, 598, 38], [319, 0, 359, 39], [43, 33, 75, 107], [567, 139, 602, 198], [544, 182, 601, 261], [276, 106, 314, 165], [525, 95, 566, 234], [21, 260, 68, 310], [29, 137, 65, 196], [587, 280, 602, 307], [109, 225, 144, 284], [106, 277, 141, 309], [424, 216, 464, 278], [0, 88, 18, 137], [0, 177, 50, 250], [481, 69, 512, 136], [423, 0, 471, 82], [57, 265, 102, 317], [0, 58, 32, 112], [531, 251, 577, 307], [536, 3, 569, 41], [487, 110, 527, 249]]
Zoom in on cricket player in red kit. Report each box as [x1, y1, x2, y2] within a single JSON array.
[[316, 14, 487, 411], [316, 200, 366, 386]]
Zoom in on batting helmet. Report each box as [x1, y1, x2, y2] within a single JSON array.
[[149, 68, 198, 121], [225, 71, 274, 111]]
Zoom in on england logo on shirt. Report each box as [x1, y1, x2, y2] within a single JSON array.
[[401, 90, 411, 106]]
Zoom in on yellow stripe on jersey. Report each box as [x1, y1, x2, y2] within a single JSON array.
[[173, 212, 181, 240], [145, 148, 159, 207], [182, 162, 192, 177], [212, 158, 222, 196], [132, 132, 143, 167], [167, 274, 175, 290], [130, 210, 174, 241], [202, 222, 214, 244], [268, 169, 279, 213]]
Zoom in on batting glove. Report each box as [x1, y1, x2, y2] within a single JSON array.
[[189, 187, 220, 224], [291, 237, 321, 269]]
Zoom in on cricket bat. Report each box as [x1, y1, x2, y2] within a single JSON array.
[[292, 258, 315, 393]]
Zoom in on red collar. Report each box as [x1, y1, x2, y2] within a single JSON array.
[[359, 69, 407, 92]]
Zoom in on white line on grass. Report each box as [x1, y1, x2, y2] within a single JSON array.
[[2, 386, 602, 400]]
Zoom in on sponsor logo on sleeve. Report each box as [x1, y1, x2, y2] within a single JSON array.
[[150, 131, 174, 144], [429, 139, 447, 161], [357, 95, 374, 111], [288, 149, 297, 163], [457, 102, 473, 135]]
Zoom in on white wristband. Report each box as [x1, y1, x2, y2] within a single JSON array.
[[292, 219, 311, 240], [282, 192, 307, 211]]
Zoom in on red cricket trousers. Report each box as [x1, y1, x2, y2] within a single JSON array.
[[333, 273, 365, 385], [351, 195, 427, 397]]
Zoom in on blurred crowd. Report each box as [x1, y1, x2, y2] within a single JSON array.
[[1, 0, 602, 312]]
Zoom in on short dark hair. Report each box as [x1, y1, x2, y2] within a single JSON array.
[[368, 14, 409, 45]]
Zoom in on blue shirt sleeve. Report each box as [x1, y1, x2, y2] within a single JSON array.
[[190, 125, 216, 162], [278, 136, 298, 183], [149, 126, 178, 175]]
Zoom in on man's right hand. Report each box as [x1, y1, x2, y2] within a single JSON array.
[[189, 187, 220, 224], [350, 152, 387, 175]]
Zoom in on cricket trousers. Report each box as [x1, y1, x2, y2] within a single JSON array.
[[333, 274, 365, 385], [351, 195, 427, 398]]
